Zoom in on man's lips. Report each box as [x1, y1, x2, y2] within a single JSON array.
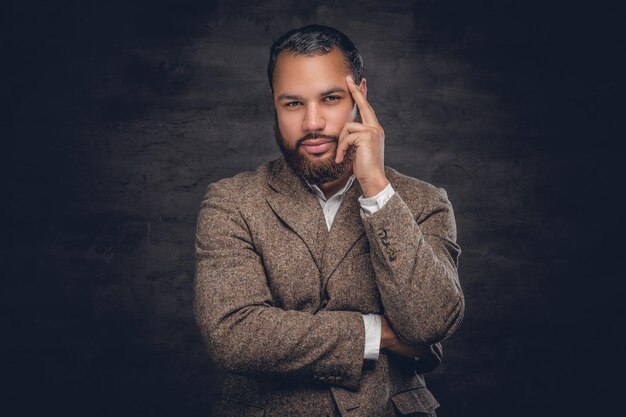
[[300, 138, 335, 155]]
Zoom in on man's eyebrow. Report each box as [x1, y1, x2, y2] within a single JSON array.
[[320, 86, 347, 96], [277, 93, 303, 101], [277, 86, 347, 101]]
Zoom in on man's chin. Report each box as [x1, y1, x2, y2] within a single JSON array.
[[290, 148, 353, 185]]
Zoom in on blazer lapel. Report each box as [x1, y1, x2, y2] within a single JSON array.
[[321, 180, 366, 288], [265, 157, 328, 271]]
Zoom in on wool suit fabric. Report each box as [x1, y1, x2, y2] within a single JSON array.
[[194, 156, 464, 417]]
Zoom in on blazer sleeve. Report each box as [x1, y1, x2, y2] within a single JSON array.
[[361, 186, 464, 346], [194, 182, 366, 389]]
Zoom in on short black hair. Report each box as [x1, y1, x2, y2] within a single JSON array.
[[267, 24, 364, 93]]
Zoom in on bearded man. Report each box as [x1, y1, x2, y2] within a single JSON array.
[[194, 24, 464, 417]]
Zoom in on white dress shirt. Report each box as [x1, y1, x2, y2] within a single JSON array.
[[307, 176, 396, 360]]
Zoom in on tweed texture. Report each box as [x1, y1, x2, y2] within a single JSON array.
[[194, 156, 464, 416]]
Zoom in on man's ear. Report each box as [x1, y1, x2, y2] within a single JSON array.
[[359, 78, 368, 98]]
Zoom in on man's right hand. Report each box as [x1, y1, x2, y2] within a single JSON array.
[[380, 315, 443, 373]]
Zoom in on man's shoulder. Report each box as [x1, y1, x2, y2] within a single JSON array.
[[202, 159, 277, 203], [384, 166, 451, 206], [211, 162, 271, 188]]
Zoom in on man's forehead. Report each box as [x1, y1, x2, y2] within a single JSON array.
[[272, 48, 351, 96]]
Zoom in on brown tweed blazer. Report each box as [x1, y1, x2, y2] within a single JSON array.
[[194, 156, 464, 417]]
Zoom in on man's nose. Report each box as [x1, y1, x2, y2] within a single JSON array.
[[302, 104, 326, 131]]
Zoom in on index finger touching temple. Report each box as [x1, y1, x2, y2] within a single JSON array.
[[346, 75, 378, 126]]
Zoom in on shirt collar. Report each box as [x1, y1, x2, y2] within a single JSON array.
[[306, 175, 357, 202]]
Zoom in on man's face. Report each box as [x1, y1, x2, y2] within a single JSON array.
[[272, 48, 366, 184]]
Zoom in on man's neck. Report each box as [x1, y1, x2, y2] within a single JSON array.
[[316, 170, 353, 200]]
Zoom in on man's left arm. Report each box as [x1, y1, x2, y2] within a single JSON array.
[[337, 75, 464, 347], [361, 183, 464, 346]]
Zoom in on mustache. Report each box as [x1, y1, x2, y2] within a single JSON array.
[[295, 133, 339, 148]]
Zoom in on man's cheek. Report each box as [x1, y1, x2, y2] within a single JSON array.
[[279, 118, 299, 135]]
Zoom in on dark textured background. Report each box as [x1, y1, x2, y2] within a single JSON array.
[[3, 1, 624, 416]]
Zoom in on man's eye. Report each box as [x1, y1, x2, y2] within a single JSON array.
[[286, 102, 301, 108], [324, 96, 340, 103]]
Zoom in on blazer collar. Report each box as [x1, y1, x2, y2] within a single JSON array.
[[265, 157, 328, 271], [265, 157, 366, 283]]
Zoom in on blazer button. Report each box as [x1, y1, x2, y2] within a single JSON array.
[[381, 237, 390, 246], [378, 228, 388, 239]]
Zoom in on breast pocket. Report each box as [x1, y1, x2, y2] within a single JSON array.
[[390, 386, 440, 416], [259, 228, 321, 312]]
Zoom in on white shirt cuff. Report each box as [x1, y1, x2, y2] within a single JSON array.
[[358, 183, 395, 216], [362, 313, 382, 360]]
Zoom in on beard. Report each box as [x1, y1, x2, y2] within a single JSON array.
[[274, 116, 357, 185]]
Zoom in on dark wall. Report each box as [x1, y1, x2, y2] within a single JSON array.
[[3, 1, 623, 416]]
